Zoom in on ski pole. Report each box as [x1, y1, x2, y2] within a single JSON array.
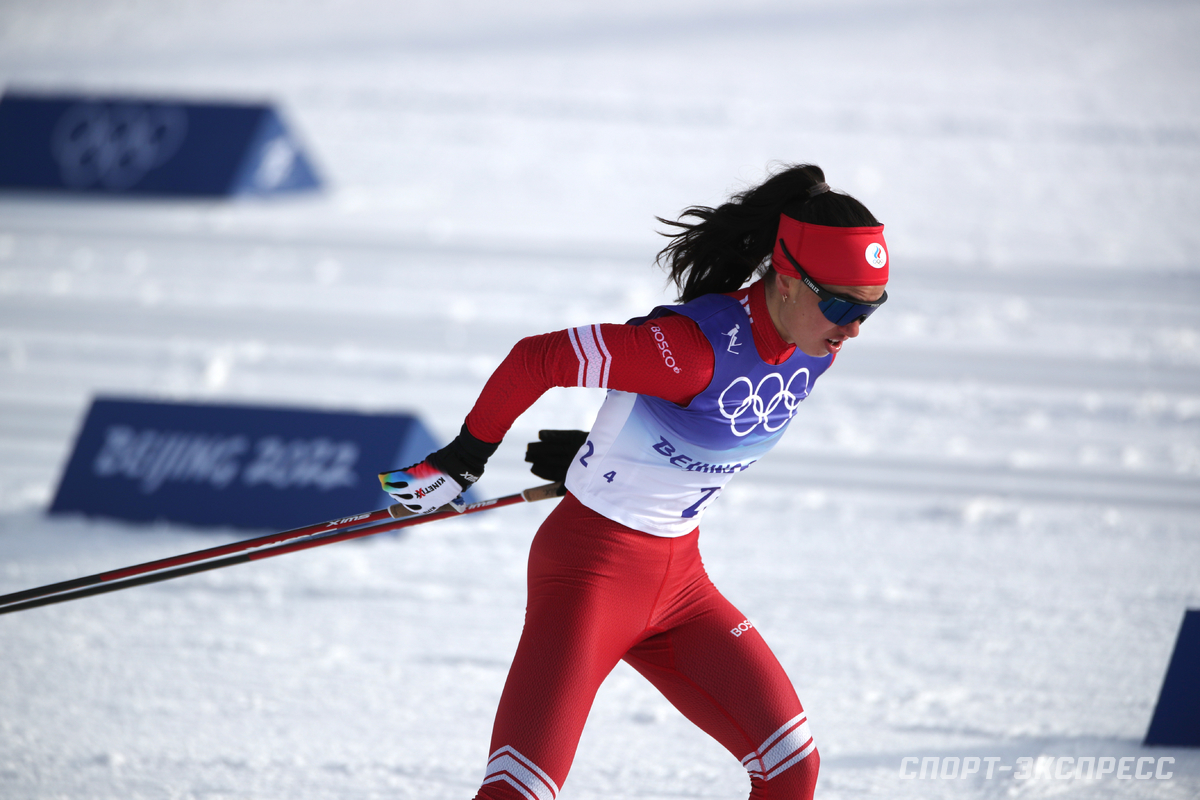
[[0, 503, 402, 609], [0, 482, 564, 616]]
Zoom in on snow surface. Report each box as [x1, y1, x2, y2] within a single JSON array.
[[2, 1, 1199, 798]]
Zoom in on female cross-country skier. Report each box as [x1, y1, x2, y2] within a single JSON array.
[[380, 163, 889, 800]]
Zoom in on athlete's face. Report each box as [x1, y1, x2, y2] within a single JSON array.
[[768, 272, 886, 358]]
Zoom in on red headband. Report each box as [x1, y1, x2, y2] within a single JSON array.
[[772, 214, 889, 287]]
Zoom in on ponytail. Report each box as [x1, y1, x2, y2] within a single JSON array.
[[656, 163, 881, 303]]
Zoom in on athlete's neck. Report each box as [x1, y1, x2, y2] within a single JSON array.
[[727, 280, 795, 366]]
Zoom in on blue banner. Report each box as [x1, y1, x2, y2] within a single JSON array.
[[0, 91, 320, 196], [1144, 608, 1200, 746], [49, 398, 442, 531]]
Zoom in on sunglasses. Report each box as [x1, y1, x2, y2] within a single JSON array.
[[778, 239, 888, 325]]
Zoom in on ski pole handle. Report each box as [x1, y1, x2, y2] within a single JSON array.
[[387, 481, 565, 519], [522, 482, 568, 502]]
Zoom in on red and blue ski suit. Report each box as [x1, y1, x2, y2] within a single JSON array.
[[464, 280, 830, 800]]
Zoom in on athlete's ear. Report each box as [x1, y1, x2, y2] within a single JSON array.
[[773, 271, 799, 302]]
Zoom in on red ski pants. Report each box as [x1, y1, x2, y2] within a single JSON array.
[[474, 492, 819, 800]]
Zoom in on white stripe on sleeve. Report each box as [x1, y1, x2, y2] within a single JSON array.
[[569, 325, 609, 388], [594, 324, 612, 388], [566, 327, 586, 387]]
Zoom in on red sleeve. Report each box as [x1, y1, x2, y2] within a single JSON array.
[[464, 313, 714, 443]]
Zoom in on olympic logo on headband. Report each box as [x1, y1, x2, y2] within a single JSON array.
[[865, 243, 887, 269], [717, 368, 811, 437]]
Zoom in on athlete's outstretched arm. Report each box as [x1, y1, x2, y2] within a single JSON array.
[[464, 314, 714, 444], [379, 315, 714, 514]]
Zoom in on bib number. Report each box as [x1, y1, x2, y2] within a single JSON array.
[[681, 486, 720, 519]]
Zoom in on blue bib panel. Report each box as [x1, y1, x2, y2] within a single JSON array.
[[565, 293, 833, 536]]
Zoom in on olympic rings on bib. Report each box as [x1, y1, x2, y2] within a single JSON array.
[[717, 368, 811, 437]]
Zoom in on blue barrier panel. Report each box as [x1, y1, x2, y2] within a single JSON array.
[[1144, 609, 1200, 746], [49, 398, 443, 531], [0, 91, 320, 196]]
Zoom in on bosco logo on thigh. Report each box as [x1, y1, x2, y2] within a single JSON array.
[[731, 619, 755, 637]]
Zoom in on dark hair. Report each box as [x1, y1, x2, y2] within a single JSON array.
[[656, 163, 881, 302]]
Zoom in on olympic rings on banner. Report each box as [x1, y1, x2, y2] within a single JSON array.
[[717, 368, 811, 437], [51, 102, 188, 190]]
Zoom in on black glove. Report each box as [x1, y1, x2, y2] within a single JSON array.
[[379, 424, 500, 515], [525, 429, 589, 483], [428, 423, 500, 491]]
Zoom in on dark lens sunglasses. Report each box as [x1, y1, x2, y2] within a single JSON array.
[[778, 239, 888, 326]]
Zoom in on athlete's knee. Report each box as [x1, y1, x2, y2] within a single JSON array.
[[474, 785, 524, 800], [474, 747, 559, 800], [743, 713, 819, 800], [749, 747, 819, 800], [474, 783, 536, 800]]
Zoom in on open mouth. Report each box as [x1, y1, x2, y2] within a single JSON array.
[[825, 338, 843, 353]]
